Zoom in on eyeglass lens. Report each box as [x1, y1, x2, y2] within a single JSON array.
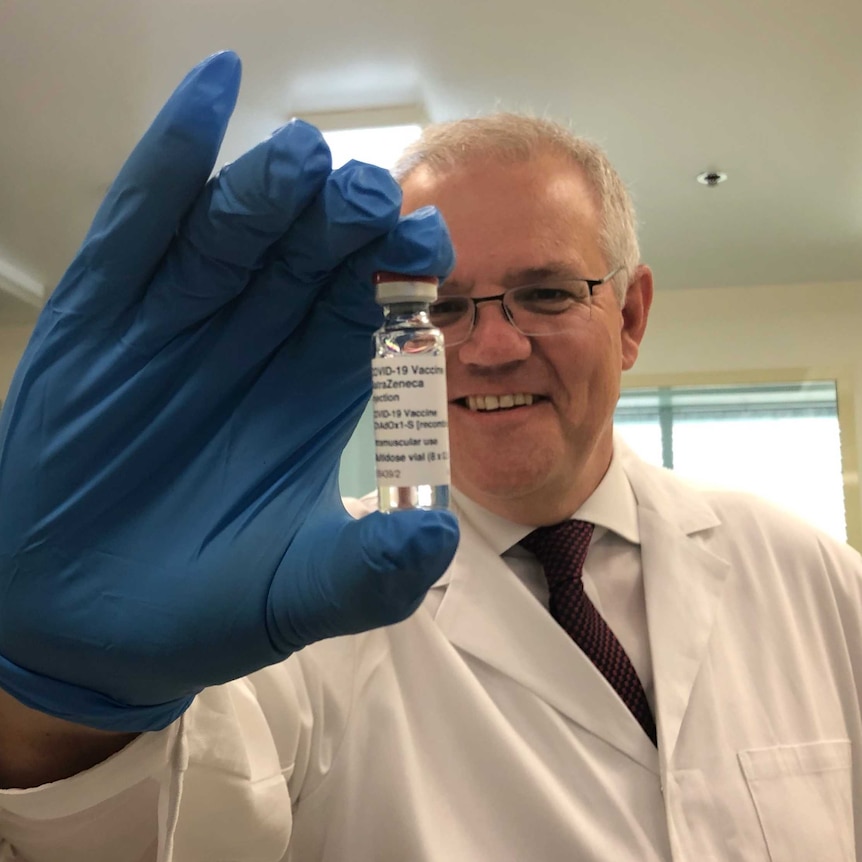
[[430, 282, 592, 345]]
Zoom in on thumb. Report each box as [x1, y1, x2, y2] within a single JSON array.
[[267, 508, 460, 653]]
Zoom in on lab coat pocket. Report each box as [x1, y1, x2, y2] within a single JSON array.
[[738, 740, 853, 862]]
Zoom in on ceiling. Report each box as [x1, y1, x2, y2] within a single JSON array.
[[1, 0, 860, 327]]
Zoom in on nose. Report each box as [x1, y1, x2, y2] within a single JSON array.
[[454, 299, 532, 366]]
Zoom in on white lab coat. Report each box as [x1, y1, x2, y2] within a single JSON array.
[[1, 445, 861, 861]]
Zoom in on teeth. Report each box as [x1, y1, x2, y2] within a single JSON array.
[[466, 394, 535, 412]]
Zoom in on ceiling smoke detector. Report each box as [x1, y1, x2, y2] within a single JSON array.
[[696, 170, 728, 187]]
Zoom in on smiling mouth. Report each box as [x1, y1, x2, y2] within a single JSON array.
[[456, 393, 546, 412]]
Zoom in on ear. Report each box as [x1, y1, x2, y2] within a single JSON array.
[[620, 264, 653, 370]]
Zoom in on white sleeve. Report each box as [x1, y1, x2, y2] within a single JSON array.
[[0, 497, 373, 862], [0, 721, 177, 862], [0, 646, 354, 862]]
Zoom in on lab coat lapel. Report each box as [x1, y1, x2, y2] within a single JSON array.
[[624, 456, 730, 760], [434, 516, 659, 770]]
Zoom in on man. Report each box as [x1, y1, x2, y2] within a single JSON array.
[[0, 52, 860, 861]]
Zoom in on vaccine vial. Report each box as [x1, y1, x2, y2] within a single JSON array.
[[372, 272, 451, 512]]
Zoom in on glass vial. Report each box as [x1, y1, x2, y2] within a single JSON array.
[[372, 272, 451, 512]]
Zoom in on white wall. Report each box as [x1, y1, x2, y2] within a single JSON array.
[[0, 325, 33, 401]]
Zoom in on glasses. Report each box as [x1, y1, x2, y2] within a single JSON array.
[[429, 266, 623, 347]]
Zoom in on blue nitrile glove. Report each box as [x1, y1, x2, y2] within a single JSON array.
[[0, 51, 459, 732]]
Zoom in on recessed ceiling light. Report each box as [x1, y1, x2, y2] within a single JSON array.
[[320, 124, 422, 170], [296, 105, 427, 171], [696, 170, 728, 187]]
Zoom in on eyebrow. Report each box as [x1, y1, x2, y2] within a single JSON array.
[[440, 261, 590, 295]]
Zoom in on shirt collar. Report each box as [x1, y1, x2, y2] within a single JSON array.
[[452, 445, 640, 555]]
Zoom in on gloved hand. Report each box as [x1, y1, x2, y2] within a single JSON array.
[[0, 51, 459, 732]]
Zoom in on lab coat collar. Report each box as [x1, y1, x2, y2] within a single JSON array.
[[434, 439, 729, 766], [618, 444, 731, 760], [434, 511, 661, 770]]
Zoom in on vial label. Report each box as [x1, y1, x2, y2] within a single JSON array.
[[371, 354, 451, 488]]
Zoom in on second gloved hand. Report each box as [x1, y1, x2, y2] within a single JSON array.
[[0, 52, 459, 731]]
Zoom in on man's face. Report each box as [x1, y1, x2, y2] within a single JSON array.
[[400, 153, 652, 524]]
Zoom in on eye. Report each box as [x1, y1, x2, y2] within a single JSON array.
[[430, 297, 470, 327], [511, 282, 588, 314]]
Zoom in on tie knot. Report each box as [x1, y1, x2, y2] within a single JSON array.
[[520, 520, 594, 588]]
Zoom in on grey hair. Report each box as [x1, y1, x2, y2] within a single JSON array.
[[392, 113, 639, 305]]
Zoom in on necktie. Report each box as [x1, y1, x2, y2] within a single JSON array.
[[521, 520, 657, 745]]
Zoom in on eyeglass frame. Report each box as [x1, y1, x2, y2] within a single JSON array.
[[431, 265, 625, 347]]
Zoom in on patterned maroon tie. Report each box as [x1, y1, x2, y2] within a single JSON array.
[[521, 520, 657, 745]]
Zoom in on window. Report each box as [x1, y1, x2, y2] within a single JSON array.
[[615, 381, 849, 543]]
